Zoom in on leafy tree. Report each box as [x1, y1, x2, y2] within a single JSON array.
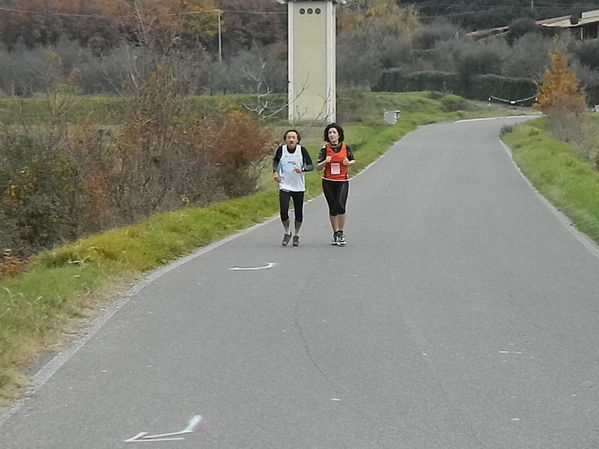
[[506, 17, 539, 45], [179, 0, 220, 49], [537, 47, 586, 115], [502, 33, 553, 79], [0, 0, 63, 48], [413, 18, 462, 50], [336, 0, 419, 86], [337, 29, 384, 87], [572, 40, 599, 71], [338, 0, 419, 37], [215, 0, 286, 56], [0, 0, 130, 51], [424, 37, 469, 73], [457, 37, 508, 78], [0, 0, 224, 53], [536, 46, 587, 143]]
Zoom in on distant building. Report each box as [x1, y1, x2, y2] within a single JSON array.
[[466, 9, 599, 41], [541, 9, 599, 40]]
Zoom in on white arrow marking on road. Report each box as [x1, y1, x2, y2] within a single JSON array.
[[229, 262, 275, 271], [125, 433, 185, 443], [124, 415, 202, 443]]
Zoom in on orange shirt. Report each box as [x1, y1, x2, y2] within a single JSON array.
[[323, 144, 349, 181]]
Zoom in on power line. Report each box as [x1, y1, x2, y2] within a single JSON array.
[[0, 6, 99, 17], [214, 10, 285, 15], [0, 6, 285, 18]]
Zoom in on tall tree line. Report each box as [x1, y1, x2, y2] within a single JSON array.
[[3, 1, 597, 54], [0, 0, 287, 54]]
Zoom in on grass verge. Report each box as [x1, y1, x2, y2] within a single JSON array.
[[0, 91, 521, 402], [502, 117, 599, 243]]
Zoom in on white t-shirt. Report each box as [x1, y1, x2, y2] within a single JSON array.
[[278, 145, 305, 192]]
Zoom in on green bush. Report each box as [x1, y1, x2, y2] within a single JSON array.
[[506, 18, 540, 44], [573, 40, 599, 71], [440, 94, 474, 112], [0, 136, 83, 257], [457, 43, 506, 80], [427, 91, 445, 100], [499, 124, 514, 137]]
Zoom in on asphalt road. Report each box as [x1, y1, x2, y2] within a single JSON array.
[[1, 117, 599, 449]]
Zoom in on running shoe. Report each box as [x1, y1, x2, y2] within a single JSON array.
[[331, 232, 339, 245], [337, 232, 346, 246], [282, 233, 291, 246], [292, 235, 300, 246]]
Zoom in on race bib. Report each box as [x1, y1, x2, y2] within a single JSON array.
[[330, 162, 341, 175]]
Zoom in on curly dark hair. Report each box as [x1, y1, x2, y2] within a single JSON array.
[[323, 123, 344, 143]]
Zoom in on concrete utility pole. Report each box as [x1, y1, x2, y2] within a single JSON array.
[[276, 0, 346, 124]]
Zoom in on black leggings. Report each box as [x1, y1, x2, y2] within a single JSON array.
[[279, 190, 305, 223], [322, 179, 349, 216]]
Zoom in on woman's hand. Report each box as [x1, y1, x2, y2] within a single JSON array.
[[273, 173, 281, 183]]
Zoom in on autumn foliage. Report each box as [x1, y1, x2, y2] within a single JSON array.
[[0, 0, 283, 54], [0, 1, 275, 275], [537, 47, 586, 115], [0, 96, 273, 275], [337, 0, 419, 36], [536, 47, 587, 143]]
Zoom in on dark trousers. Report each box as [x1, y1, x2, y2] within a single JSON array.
[[322, 179, 349, 216], [279, 190, 305, 223]]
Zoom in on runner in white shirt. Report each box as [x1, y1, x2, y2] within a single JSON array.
[[272, 129, 314, 246]]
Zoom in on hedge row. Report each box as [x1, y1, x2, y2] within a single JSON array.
[[374, 70, 537, 105]]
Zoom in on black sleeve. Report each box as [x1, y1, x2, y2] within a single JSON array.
[[272, 146, 283, 173], [301, 147, 314, 172], [346, 145, 355, 161], [317, 146, 327, 163]]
